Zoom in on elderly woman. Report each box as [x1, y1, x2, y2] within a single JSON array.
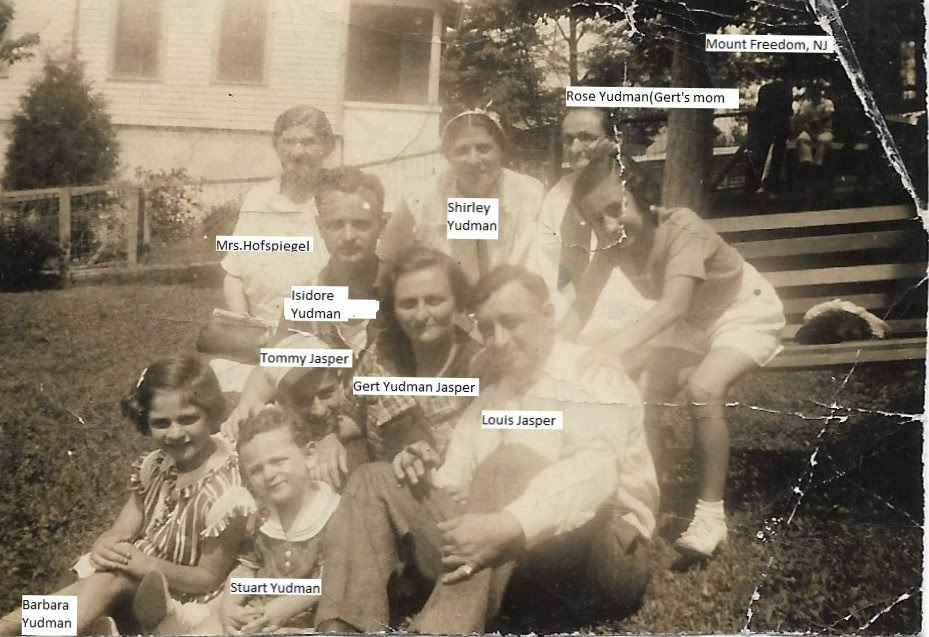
[[526, 107, 651, 335], [378, 109, 544, 283], [221, 105, 336, 324]]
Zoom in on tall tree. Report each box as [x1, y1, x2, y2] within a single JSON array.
[[0, 0, 39, 67], [3, 56, 119, 189]]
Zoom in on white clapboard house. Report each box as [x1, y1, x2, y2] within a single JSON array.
[[0, 0, 455, 204]]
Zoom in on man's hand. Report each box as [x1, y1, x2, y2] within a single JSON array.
[[89, 534, 132, 571], [391, 441, 440, 486], [309, 432, 348, 489], [438, 511, 524, 584]]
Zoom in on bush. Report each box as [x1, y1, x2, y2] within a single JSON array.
[[137, 168, 204, 240], [202, 199, 241, 238], [69, 192, 129, 265], [0, 217, 58, 290], [2, 55, 119, 190]]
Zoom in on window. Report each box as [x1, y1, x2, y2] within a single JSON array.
[[216, 0, 269, 83], [346, 4, 433, 105], [112, 0, 162, 78]]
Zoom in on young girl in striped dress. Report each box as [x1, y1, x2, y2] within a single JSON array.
[[0, 356, 254, 635]]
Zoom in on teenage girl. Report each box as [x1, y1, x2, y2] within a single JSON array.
[[0, 356, 254, 635], [562, 148, 785, 557]]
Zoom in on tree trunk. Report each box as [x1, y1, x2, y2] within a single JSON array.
[[568, 12, 578, 85], [662, 38, 715, 212]]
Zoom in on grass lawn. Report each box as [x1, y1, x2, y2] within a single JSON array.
[[0, 282, 923, 634]]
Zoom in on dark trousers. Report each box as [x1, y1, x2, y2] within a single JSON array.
[[745, 124, 788, 192], [315, 445, 649, 633]]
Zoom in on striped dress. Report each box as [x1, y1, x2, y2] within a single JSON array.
[[130, 434, 255, 603]]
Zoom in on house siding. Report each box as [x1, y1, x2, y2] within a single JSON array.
[[0, 0, 443, 184], [2, 1, 346, 132]]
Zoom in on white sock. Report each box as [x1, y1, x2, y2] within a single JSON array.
[[695, 499, 725, 520]]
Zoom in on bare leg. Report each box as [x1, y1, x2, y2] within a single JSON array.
[[641, 348, 700, 480], [0, 572, 136, 636], [684, 347, 757, 502]]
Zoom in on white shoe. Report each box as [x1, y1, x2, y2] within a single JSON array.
[[90, 615, 120, 636], [675, 515, 728, 556]]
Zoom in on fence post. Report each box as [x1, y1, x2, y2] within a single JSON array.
[[126, 187, 141, 266], [58, 188, 71, 286]]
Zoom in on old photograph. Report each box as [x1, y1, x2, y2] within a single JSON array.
[[0, 0, 925, 634]]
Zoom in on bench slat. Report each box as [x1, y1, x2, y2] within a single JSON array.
[[780, 292, 907, 316], [764, 337, 926, 369], [732, 230, 918, 260], [783, 318, 926, 340], [763, 262, 926, 288], [709, 205, 916, 233]]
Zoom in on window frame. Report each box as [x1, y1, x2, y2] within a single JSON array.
[[344, 1, 435, 106], [212, 0, 272, 86], [109, 0, 165, 81]]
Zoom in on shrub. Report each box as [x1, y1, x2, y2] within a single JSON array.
[[2, 55, 119, 190], [137, 168, 204, 240], [69, 192, 129, 265], [0, 217, 58, 290], [202, 199, 241, 238]]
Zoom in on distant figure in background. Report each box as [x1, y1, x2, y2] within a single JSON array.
[[744, 80, 793, 193], [793, 85, 835, 177]]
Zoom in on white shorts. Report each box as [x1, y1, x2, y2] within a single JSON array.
[[653, 263, 785, 367]]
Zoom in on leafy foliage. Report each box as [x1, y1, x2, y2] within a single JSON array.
[[441, 4, 561, 130], [0, 215, 57, 290], [0, 0, 39, 67], [2, 56, 119, 190], [136, 168, 205, 240]]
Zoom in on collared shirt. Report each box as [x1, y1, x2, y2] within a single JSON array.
[[433, 340, 659, 547], [526, 173, 653, 326], [626, 207, 744, 327], [378, 167, 545, 284], [222, 178, 329, 324], [350, 328, 480, 460]]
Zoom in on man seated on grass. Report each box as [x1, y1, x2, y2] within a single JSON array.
[[222, 167, 388, 482], [229, 166, 387, 415], [315, 265, 659, 634]]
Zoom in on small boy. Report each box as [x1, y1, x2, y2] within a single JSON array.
[[197, 407, 340, 634], [220, 338, 367, 491]]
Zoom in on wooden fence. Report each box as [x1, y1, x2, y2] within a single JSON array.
[[0, 183, 146, 281]]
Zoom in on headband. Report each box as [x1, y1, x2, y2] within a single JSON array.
[[441, 107, 505, 142]]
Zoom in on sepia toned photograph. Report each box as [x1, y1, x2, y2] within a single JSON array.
[[0, 0, 925, 635]]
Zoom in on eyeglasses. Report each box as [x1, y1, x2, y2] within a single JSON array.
[[278, 137, 323, 149], [562, 132, 606, 147]]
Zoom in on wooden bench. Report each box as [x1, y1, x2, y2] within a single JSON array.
[[708, 205, 927, 369]]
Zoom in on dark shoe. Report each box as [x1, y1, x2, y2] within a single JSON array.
[[132, 571, 169, 633]]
